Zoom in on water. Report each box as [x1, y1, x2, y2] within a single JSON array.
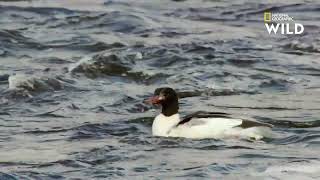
[[0, 0, 320, 179]]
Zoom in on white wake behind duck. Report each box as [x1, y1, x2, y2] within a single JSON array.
[[147, 87, 274, 140]]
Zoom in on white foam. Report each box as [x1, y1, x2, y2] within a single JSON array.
[[8, 74, 33, 90], [246, 160, 320, 180], [8, 74, 62, 91], [265, 160, 320, 174], [68, 56, 91, 72]]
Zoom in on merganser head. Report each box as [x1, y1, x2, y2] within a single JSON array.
[[147, 87, 179, 117]]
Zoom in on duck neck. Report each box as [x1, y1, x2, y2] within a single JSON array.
[[162, 100, 179, 117]]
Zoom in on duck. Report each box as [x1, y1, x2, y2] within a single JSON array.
[[146, 87, 274, 140]]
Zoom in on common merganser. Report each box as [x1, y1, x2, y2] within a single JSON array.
[[147, 87, 274, 140]]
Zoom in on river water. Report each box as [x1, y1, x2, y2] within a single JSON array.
[[0, 0, 320, 179]]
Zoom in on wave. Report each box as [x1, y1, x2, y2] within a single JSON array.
[[264, 119, 320, 128], [8, 74, 63, 91]]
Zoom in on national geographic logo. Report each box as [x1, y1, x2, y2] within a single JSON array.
[[264, 12, 304, 35], [264, 12, 271, 22]]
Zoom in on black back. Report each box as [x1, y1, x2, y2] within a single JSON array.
[[177, 111, 273, 128], [177, 111, 232, 126]]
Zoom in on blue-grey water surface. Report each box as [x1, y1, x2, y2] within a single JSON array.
[[0, 0, 320, 179]]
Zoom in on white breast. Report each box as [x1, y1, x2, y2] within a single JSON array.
[[152, 113, 180, 137]]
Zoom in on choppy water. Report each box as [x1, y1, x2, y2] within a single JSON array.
[[0, 0, 320, 179]]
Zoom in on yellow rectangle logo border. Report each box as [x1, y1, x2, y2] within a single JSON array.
[[264, 12, 271, 22]]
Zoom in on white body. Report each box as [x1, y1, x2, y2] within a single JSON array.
[[152, 113, 273, 140]]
